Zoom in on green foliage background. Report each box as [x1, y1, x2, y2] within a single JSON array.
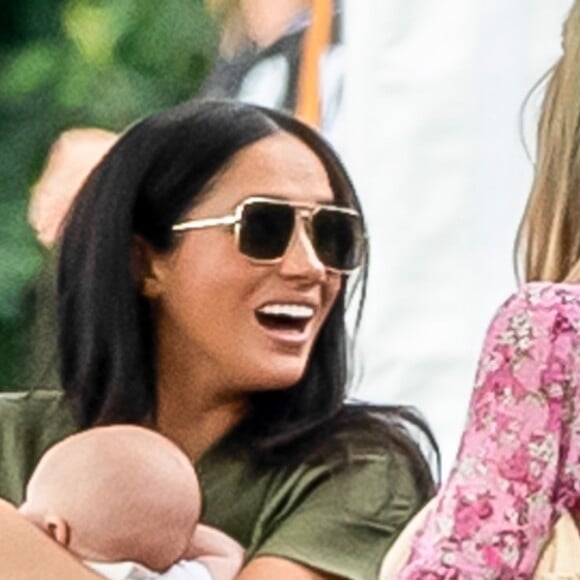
[[0, 0, 218, 389]]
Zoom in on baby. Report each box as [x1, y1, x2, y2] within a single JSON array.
[[18, 425, 243, 580]]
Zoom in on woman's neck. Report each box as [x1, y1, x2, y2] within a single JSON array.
[[153, 344, 248, 462], [152, 315, 252, 461], [154, 393, 246, 463]]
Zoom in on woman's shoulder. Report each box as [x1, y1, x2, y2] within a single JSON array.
[[201, 436, 427, 577], [490, 281, 580, 333], [502, 281, 580, 310], [274, 447, 424, 517], [0, 387, 63, 405], [0, 389, 77, 504], [0, 388, 73, 426], [252, 449, 426, 578]]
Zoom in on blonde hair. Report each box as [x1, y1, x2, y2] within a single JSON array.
[[515, 1, 580, 283]]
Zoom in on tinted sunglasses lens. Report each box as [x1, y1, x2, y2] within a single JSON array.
[[312, 210, 364, 271], [239, 202, 295, 259]]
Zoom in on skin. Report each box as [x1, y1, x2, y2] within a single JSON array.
[[240, 0, 311, 47], [146, 132, 342, 470], [18, 427, 201, 570], [0, 132, 344, 579], [28, 128, 118, 247], [0, 499, 100, 580]]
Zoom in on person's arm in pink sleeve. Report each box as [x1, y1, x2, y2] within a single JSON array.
[[398, 282, 580, 579]]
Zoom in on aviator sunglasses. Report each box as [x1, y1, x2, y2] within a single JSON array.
[[171, 196, 366, 274]]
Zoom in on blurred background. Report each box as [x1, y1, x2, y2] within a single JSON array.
[[0, 0, 217, 388], [0, 0, 575, 472]]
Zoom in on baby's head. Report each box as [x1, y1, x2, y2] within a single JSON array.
[[19, 425, 200, 571]]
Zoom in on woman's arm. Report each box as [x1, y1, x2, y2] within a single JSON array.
[[398, 284, 580, 578], [0, 499, 100, 580]]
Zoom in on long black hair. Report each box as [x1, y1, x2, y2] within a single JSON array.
[[59, 99, 438, 498]]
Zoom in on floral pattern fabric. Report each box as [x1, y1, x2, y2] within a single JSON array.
[[399, 282, 580, 579]]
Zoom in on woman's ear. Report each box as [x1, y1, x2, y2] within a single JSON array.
[[132, 236, 166, 299], [43, 515, 70, 547]]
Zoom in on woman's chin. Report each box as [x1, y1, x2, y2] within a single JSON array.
[[249, 359, 308, 391]]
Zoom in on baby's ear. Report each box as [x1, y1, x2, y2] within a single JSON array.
[[43, 515, 70, 547]]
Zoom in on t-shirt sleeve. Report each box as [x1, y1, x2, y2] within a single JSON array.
[[398, 283, 580, 578], [0, 390, 75, 504], [249, 452, 424, 580]]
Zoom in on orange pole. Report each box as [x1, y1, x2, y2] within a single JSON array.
[[295, 0, 333, 128]]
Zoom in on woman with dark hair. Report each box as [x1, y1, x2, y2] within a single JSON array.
[[0, 99, 436, 579]]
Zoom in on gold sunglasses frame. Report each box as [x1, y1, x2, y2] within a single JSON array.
[[171, 196, 365, 274]]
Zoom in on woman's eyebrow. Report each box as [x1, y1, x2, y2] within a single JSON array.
[[247, 192, 338, 205]]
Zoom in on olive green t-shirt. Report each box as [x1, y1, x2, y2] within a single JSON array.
[[0, 390, 424, 580]]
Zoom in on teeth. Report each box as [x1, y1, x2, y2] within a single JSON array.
[[257, 304, 315, 319]]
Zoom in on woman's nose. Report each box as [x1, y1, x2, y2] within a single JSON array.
[[277, 219, 326, 282]]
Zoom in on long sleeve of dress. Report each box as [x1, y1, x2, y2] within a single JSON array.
[[398, 282, 580, 579]]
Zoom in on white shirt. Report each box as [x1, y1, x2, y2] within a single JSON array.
[[86, 559, 212, 580]]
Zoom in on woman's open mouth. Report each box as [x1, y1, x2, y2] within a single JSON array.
[[254, 303, 315, 343]]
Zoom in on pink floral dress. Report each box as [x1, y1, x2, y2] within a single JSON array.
[[399, 282, 580, 579]]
